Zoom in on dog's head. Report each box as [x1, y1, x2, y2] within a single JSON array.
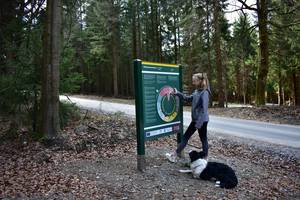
[[189, 151, 208, 178], [189, 150, 206, 162]]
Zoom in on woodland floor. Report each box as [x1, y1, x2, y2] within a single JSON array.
[[0, 108, 300, 199]]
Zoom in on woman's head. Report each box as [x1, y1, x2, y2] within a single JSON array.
[[192, 73, 209, 90]]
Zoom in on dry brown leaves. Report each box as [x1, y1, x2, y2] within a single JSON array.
[[0, 111, 299, 199], [209, 106, 300, 125]]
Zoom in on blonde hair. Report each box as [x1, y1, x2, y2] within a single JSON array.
[[192, 72, 209, 90]]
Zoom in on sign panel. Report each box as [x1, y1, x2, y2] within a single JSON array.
[[141, 62, 181, 139], [134, 60, 183, 171]]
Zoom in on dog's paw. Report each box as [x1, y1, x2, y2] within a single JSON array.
[[215, 181, 220, 187], [179, 169, 192, 173]]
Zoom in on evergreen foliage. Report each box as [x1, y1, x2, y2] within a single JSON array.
[[1, 0, 300, 133]]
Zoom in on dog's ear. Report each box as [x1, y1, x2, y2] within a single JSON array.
[[198, 151, 206, 159], [188, 150, 196, 158], [189, 150, 200, 162]]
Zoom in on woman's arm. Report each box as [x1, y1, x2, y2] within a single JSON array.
[[174, 89, 193, 102]]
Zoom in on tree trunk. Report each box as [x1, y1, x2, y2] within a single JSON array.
[[174, 10, 178, 64], [213, 0, 224, 107], [255, 0, 269, 106], [235, 63, 242, 102], [242, 57, 246, 104], [205, 0, 212, 106], [144, 1, 150, 59], [150, 0, 160, 62], [156, 0, 160, 61], [278, 68, 283, 105], [294, 69, 300, 106], [224, 53, 228, 108], [150, 0, 155, 61], [206, 0, 212, 83], [177, 25, 181, 64], [110, 1, 119, 97], [112, 39, 118, 97], [41, 0, 61, 139], [51, 0, 60, 134], [137, 0, 142, 59], [131, 0, 137, 59]]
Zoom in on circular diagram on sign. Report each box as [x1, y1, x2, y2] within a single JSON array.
[[157, 86, 180, 122]]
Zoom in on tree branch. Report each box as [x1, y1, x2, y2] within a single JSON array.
[[236, 0, 258, 11], [248, 24, 258, 34], [278, 3, 300, 15], [269, 20, 300, 29]]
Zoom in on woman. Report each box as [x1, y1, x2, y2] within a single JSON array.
[[166, 72, 211, 162]]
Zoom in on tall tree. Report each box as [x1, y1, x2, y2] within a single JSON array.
[[130, 0, 139, 59], [41, 0, 62, 139], [256, 0, 269, 105], [213, 0, 225, 107], [109, 0, 121, 97], [232, 14, 256, 104], [205, 0, 213, 84], [85, 0, 121, 96], [236, 0, 269, 105], [269, 0, 300, 105]]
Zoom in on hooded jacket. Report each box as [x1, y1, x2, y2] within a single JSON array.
[[176, 88, 211, 129]]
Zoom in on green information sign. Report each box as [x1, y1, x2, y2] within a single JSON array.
[[134, 59, 183, 171]]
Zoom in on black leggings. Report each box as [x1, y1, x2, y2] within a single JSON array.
[[176, 121, 208, 156]]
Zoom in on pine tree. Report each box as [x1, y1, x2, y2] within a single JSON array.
[[232, 13, 256, 104]]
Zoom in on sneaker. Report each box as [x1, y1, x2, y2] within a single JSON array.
[[165, 152, 177, 163]]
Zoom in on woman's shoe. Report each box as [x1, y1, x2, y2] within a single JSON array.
[[165, 152, 178, 163]]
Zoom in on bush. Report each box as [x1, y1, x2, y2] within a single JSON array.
[[59, 101, 80, 128]]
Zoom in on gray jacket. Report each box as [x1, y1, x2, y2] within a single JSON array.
[[176, 89, 210, 129]]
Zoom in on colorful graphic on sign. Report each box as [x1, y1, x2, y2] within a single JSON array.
[[156, 86, 180, 122]]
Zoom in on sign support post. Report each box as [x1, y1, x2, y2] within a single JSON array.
[[134, 59, 146, 171], [177, 64, 183, 156]]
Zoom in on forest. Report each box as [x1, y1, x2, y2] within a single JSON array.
[[0, 0, 300, 138], [1, 1, 300, 198]]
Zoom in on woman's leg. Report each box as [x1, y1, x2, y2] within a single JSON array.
[[176, 122, 196, 154], [198, 122, 208, 157]]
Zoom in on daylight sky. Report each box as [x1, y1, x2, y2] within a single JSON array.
[[225, 0, 257, 25]]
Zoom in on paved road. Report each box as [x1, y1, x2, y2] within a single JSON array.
[[60, 96, 300, 148]]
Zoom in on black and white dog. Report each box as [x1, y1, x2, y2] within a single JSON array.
[[180, 151, 238, 189]]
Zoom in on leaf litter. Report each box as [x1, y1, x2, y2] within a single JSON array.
[[0, 111, 299, 199]]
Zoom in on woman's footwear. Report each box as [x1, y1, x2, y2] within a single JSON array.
[[165, 152, 178, 163]]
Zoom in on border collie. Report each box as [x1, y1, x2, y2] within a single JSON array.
[[180, 151, 238, 189]]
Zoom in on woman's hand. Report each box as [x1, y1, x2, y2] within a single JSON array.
[[173, 88, 178, 94]]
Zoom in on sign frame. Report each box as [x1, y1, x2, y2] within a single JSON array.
[[134, 59, 183, 171]]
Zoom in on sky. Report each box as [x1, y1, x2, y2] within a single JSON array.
[[225, 0, 257, 25]]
